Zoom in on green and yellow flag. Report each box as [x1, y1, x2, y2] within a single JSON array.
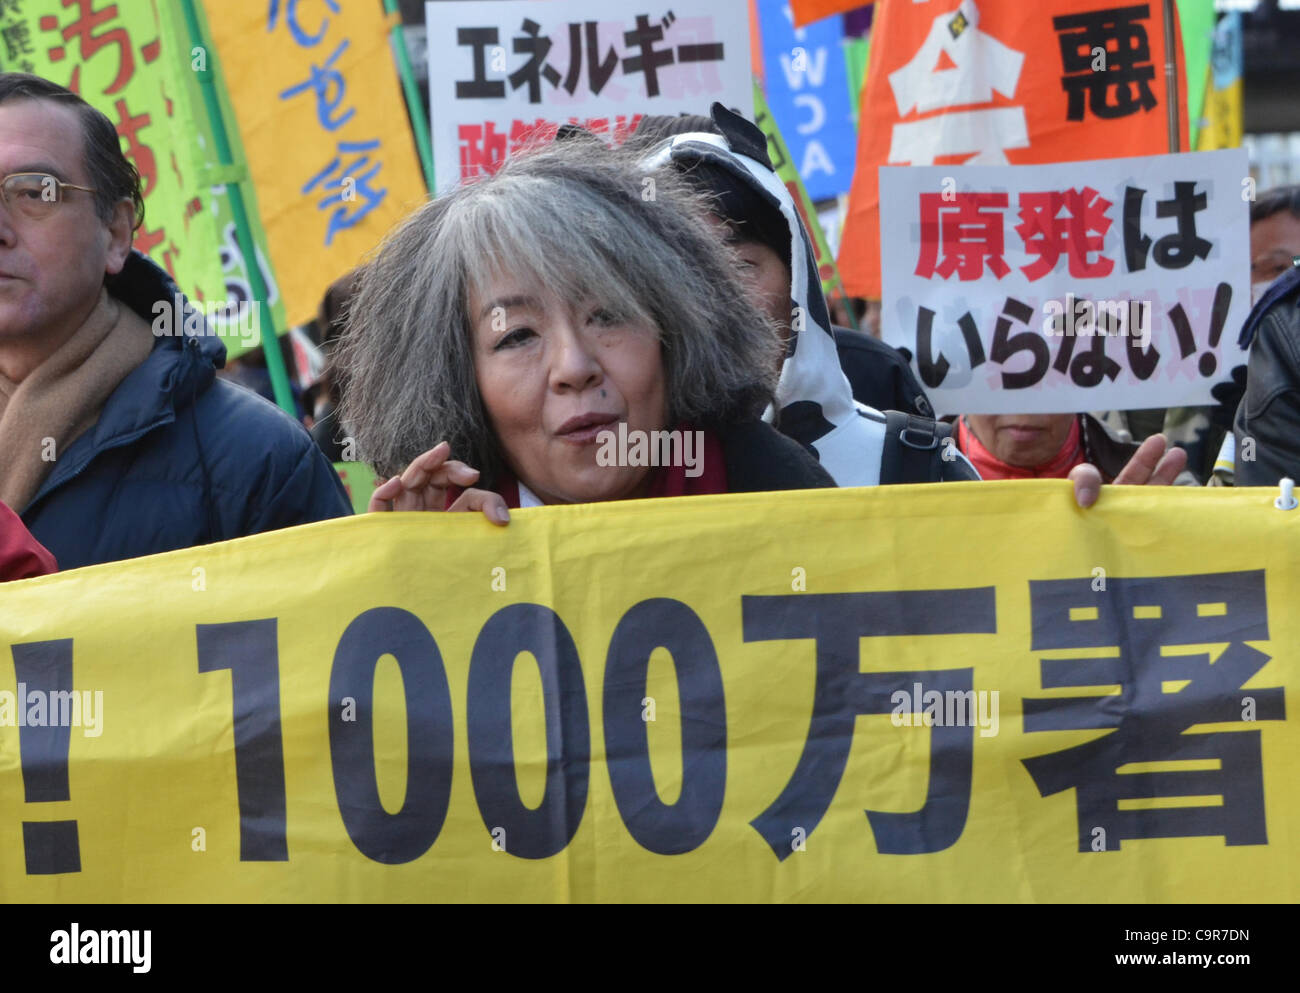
[[0, 0, 226, 310], [1196, 12, 1243, 152]]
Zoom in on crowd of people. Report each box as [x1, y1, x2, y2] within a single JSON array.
[[2, 73, 1298, 580]]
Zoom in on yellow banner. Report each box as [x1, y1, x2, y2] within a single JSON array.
[[1197, 78, 1243, 153], [1, 483, 1296, 902], [201, 0, 426, 324]]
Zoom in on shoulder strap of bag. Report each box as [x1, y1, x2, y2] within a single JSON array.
[[881, 410, 950, 484]]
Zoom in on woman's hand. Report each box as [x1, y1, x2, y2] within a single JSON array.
[[368, 441, 511, 525], [1068, 433, 1187, 509]]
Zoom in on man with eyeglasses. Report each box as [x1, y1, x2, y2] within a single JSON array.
[[1231, 185, 1300, 487], [1153, 185, 1300, 486], [0, 73, 351, 571]]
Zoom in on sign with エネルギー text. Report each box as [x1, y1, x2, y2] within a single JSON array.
[[840, 0, 1189, 298], [202, 0, 427, 324], [755, 0, 856, 202], [2, 484, 1296, 902], [880, 150, 1250, 416], [425, 0, 753, 195]]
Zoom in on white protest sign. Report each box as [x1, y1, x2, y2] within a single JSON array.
[[425, 0, 753, 194], [880, 149, 1252, 416]]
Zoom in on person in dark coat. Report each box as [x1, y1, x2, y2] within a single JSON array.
[[1162, 183, 1300, 483], [333, 139, 833, 521], [0, 73, 350, 570], [1233, 264, 1300, 487]]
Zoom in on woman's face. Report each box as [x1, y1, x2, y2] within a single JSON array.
[[470, 274, 668, 504]]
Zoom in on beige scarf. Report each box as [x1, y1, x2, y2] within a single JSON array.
[[0, 289, 155, 512]]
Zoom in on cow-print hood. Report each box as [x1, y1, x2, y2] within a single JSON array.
[[639, 103, 889, 486]]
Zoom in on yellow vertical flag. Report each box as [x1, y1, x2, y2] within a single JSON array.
[[201, 1, 427, 324]]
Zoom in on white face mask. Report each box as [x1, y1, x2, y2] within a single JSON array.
[[1251, 281, 1273, 306]]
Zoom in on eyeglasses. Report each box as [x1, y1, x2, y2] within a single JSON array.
[[1251, 250, 1299, 285], [0, 172, 97, 220]]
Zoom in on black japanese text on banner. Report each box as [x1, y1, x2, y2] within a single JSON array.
[[424, 0, 753, 195], [2, 486, 1297, 901], [880, 149, 1251, 416]]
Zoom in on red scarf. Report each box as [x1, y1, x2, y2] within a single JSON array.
[[0, 500, 56, 580], [447, 423, 728, 508], [955, 416, 1086, 481]]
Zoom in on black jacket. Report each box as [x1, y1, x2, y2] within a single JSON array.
[[833, 327, 934, 418], [1078, 413, 1141, 483], [713, 419, 835, 492], [1234, 267, 1300, 486]]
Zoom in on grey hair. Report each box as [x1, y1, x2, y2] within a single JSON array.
[[334, 139, 782, 482]]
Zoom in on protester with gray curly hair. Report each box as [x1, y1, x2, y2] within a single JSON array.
[[333, 139, 834, 523]]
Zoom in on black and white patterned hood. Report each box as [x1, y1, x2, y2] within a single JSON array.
[[639, 108, 887, 486]]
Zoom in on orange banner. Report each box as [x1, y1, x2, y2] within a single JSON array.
[[839, 0, 1187, 298], [790, 0, 866, 29]]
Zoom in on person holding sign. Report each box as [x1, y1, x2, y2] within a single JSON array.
[[630, 105, 1184, 509], [952, 412, 1190, 506], [335, 140, 834, 520]]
